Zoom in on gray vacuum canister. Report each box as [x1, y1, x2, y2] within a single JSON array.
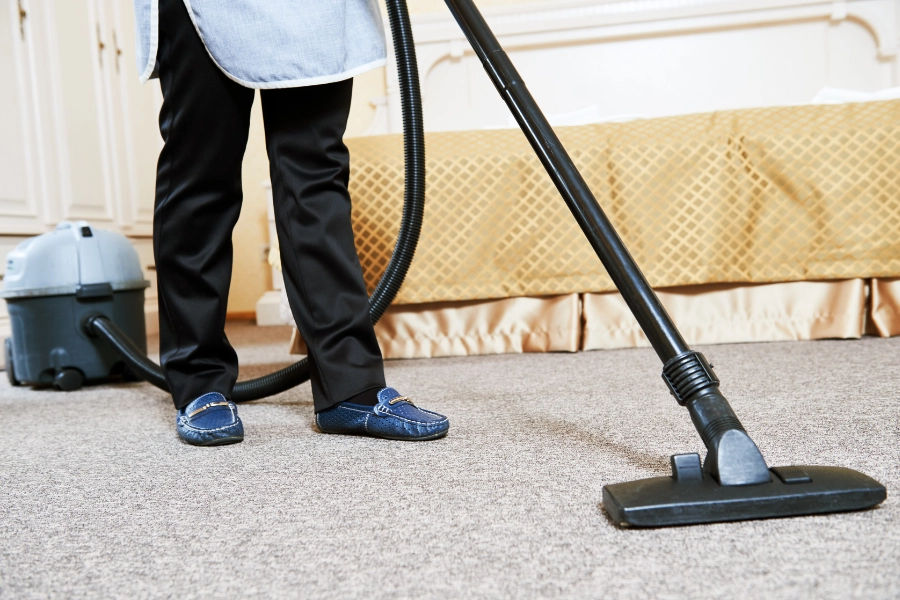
[[2, 221, 150, 390]]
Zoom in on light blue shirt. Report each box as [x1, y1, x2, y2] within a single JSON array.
[[133, 0, 387, 88]]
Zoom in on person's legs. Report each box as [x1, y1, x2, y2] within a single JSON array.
[[261, 81, 449, 441], [260, 81, 385, 414], [154, 0, 255, 412]]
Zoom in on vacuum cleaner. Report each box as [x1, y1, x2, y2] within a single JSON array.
[[2, 221, 149, 391], [2, 0, 886, 528]]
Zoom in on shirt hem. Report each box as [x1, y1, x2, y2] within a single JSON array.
[[138, 0, 159, 83], [215, 58, 388, 89], [179, 0, 387, 89]]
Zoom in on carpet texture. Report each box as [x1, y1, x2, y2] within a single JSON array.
[[1, 322, 898, 599]]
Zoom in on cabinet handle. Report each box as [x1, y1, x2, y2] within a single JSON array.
[[17, 0, 26, 40], [96, 23, 106, 67], [113, 30, 122, 73]]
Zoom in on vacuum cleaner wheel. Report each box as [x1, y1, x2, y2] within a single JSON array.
[[5, 338, 20, 387], [53, 368, 83, 392]]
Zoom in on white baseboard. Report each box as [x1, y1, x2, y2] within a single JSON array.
[[256, 290, 285, 326]]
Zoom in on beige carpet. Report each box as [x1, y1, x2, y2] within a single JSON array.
[[1, 322, 898, 599]]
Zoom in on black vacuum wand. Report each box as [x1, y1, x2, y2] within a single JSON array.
[[443, 0, 886, 527]]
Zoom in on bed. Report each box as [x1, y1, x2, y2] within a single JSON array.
[[273, 99, 900, 358]]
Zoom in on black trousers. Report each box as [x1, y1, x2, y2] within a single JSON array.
[[154, 0, 385, 412]]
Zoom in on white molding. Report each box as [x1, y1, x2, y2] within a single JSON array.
[[21, 0, 52, 228], [41, 0, 69, 227], [65, 0, 117, 223], [110, 0, 140, 231], [364, 95, 391, 136], [407, 0, 896, 52], [2, 0, 42, 228], [382, 0, 898, 133], [87, 0, 119, 223], [255, 290, 285, 326]]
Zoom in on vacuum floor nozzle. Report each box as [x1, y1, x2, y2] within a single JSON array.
[[602, 454, 886, 527]]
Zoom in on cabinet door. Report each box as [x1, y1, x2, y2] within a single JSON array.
[[98, 0, 160, 236], [45, 0, 117, 226], [0, 0, 48, 233]]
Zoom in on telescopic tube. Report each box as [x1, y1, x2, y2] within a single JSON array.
[[443, 0, 689, 363], [443, 0, 771, 484]]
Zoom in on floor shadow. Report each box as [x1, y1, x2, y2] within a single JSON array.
[[526, 413, 672, 474]]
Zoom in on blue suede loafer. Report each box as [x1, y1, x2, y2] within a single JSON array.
[[315, 387, 449, 441], [176, 392, 244, 446]]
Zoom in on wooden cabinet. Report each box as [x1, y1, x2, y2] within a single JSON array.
[[0, 0, 48, 233], [0, 0, 161, 365], [96, 0, 159, 235]]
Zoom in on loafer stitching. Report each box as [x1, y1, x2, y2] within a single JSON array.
[[178, 417, 243, 434], [319, 398, 448, 432], [376, 411, 448, 426], [179, 423, 242, 434], [335, 406, 372, 415]]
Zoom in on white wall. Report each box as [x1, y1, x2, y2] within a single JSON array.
[[373, 0, 900, 134]]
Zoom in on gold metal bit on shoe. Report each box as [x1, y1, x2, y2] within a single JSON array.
[[188, 402, 231, 418]]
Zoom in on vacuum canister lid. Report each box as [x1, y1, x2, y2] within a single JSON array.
[[1, 221, 150, 299]]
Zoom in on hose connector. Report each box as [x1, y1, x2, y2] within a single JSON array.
[[662, 351, 718, 406], [80, 312, 106, 338]]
